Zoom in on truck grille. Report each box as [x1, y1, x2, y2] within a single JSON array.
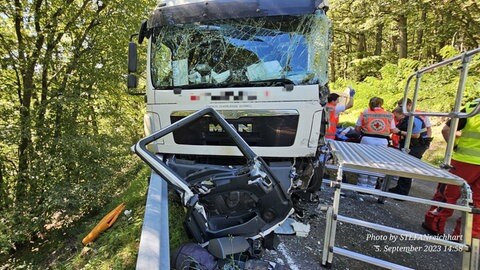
[[170, 115, 298, 147]]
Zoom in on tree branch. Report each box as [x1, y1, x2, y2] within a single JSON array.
[[0, 34, 23, 104], [13, 0, 25, 72]]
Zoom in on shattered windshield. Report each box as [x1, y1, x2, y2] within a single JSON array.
[[150, 11, 330, 89]]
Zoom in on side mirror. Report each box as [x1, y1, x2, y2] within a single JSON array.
[[127, 41, 138, 89], [127, 22, 149, 94], [128, 42, 137, 73], [127, 74, 138, 89]]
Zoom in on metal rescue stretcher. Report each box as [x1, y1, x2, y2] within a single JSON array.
[[322, 141, 479, 269]]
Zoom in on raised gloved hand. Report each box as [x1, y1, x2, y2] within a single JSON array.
[[348, 87, 356, 97]]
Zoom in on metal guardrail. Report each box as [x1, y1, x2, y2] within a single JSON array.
[[136, 171, 170, 270], [321, 141, 479, 270], [401, 47, 480, 167]]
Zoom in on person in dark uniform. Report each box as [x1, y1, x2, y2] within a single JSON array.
[[388, 106, 429, 196]]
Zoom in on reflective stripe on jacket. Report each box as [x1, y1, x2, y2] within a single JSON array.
[[359, 108, 393, 137], [415, 109, 426, 123], [453, 101, 480, 165], [326, 103, 338, 139]]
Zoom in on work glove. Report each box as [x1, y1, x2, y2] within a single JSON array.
[[348, 87, 356, 97]]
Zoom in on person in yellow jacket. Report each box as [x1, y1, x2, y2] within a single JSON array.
[[423, 99, 480, 239]]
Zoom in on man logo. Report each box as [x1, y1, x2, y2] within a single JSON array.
[[238, 123, 253, 133], [209, 124, 223, 132], [209, 123, 253, 133]]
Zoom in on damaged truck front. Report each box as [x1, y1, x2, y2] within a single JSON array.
[[129, 0, 331, 267]]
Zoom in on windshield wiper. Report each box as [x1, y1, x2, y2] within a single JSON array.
[[170, 82, 257, 91], [173, 83, 227, 90], [219, 78, 295, 89], [253, 78, 295, 90]]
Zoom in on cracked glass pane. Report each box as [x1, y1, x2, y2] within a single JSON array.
[[150, 11, 330, 89]]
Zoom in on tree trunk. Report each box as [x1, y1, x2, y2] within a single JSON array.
[[357, 32, 366, 59], [416, 8, 426, 49], [0, 160, 5, 210], [375, 23, 383, 56], [345, 34, 351, 79], [391, 35, 398, 54], [330, 45, 336, 82], [398, 0, 408, 59], [17, 76, 34, 200]]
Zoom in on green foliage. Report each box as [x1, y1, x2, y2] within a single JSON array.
[[168, 193, 190, 251], [348, 56, 386, 81], [0, 163, 149, 269], [0, 164, 192, 269], [332, 45, 480, 126], [0, 221, 13, 255], [439, 46, 461, 59], [0, 0, 155, 260], [60, 164, 149, 270], [329, 0, 480, 81]]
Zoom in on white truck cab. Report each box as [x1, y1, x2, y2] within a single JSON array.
[[130, 0, 331, 252], [133, 0, 331, 158]]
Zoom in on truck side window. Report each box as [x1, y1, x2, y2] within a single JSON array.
[[151, 43, 172, 87]]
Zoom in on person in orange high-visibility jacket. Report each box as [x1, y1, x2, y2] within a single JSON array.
[[325, 88, 355, 140], [354, 97, 400, 189], [355, 97, 398, 146]]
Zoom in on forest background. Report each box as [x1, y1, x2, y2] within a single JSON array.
[[0, 0, 479, 269]]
